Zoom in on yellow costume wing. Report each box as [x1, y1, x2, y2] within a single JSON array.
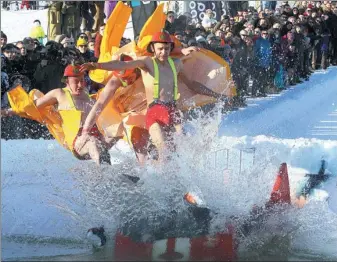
[[89, 2, 132, 85]]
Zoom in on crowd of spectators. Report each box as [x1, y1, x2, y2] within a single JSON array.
[[1, 1, 337, 139], [165, 1, 337, 105]]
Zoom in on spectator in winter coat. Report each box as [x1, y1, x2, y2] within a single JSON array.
[[232, 37, 254, 103], [165, 11, 176, 35], [254, 30, 272, 68], [1, 31, 7, 48], [30, 20, 46, 44], [281, 31, 299, 84], [76, 38, 96, 63], [88, 40, 95, 54], [94, 24, 105, 58], [202, 9, 217, 31], [253, 30, 272, 96], [61, 1, 80, 38], [16, 41, 27, 56], [34, 41, 65, 94], [22, 37, 40, 82]]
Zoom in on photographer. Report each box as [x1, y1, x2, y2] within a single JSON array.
[[33, 41, 65, 93]]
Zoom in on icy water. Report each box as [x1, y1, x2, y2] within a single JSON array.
[[2, 107, 337, 261]]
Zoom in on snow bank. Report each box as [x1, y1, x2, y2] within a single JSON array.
[[1, 9, 49, 43], [220, 67, 337, 140]]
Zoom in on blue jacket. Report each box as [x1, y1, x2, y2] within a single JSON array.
[[254, 37, 272, 68]]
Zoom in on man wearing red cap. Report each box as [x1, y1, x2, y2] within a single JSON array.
[[79, 30, 224, 163], [1, 64, 117, 165]]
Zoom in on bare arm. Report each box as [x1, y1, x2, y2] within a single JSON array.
[[34, 89, 60, 109], [171, 46, 200, 56], [80, 57, 148, 72], [1, 108, 16, 117], [82, 77, 121, 132], [178, 61, 223, 99]]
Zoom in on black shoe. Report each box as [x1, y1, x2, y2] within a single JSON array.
[[87, 226, 107, 247], [122, 174, 140, 183]]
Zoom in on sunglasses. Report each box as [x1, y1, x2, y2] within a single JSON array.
[[79, 45, 87, 48], [262, 32, 268, 35]]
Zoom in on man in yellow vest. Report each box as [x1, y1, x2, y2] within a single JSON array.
[[79, 30, 224, 163], [1, 64, 118, 165]]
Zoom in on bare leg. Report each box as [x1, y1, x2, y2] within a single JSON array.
[[149, 123, 167, 163]]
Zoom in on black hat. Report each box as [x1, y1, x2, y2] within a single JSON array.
[[1, 31, 7, 39], [1, 43, 16, 52]]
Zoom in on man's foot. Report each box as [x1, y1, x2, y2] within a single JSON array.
[[122, 174, 140, 183], [87, 226, 106, 247]]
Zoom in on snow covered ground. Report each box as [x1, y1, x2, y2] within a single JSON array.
[[219, 67, 337, 140]]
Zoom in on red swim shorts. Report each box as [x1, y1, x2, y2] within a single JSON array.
[[145, 102, 181, 130]]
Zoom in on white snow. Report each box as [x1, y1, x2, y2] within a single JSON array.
[[219, 67, 337, 140], [0, 8, 134, 44], [1, 9, 49, 43]]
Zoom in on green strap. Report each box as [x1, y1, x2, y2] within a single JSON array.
[[152, 57, 178, 101], [119, 78, 128, 87]]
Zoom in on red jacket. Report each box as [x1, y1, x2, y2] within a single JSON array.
[[94, 33, 103, 59]]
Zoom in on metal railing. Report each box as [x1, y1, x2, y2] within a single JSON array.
[[203, 147, 256, 176]]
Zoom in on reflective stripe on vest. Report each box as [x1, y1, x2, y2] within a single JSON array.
[[152, 57, 178, 101]]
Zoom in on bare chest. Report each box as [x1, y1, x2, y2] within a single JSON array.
[[58, 94, 94, 112]]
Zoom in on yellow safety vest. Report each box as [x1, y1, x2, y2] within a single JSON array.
[[59, 88, 91, 150], [152, 57, 179, 101]]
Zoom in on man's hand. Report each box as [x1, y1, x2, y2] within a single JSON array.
[[1, 108, 14, 117], [74, 133, 90, 152], [181, 46, 200, 56], [1, 109, 8, 117], [80, 62, 97, 73]]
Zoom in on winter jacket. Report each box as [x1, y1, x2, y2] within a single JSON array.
[[94, 33, 102, 59], [253, 37, 272, 68]]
